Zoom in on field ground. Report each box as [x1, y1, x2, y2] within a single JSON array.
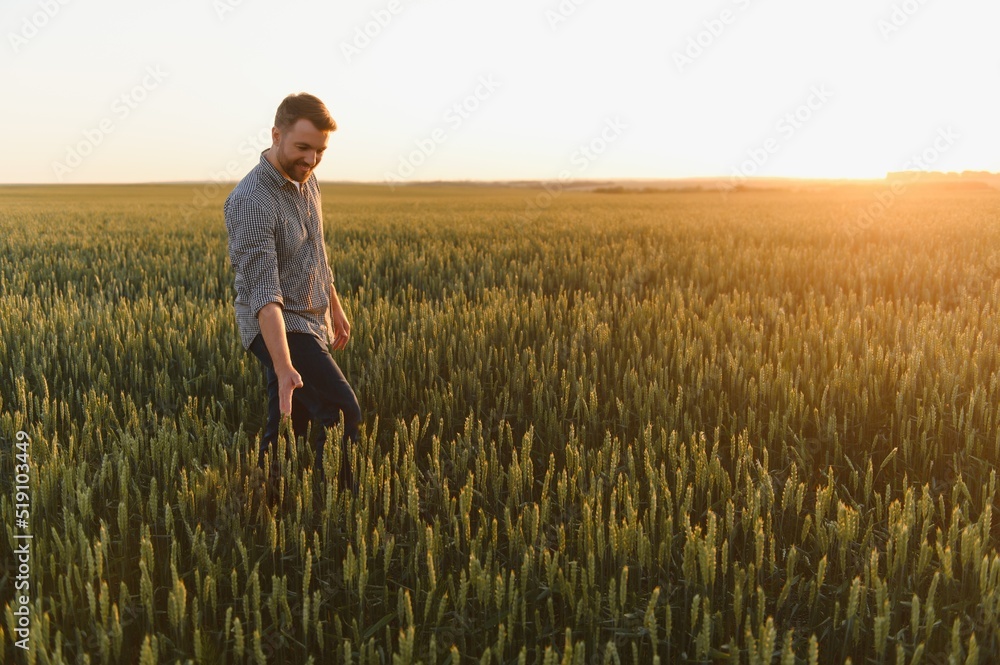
[[3, 183, 1000, 663]]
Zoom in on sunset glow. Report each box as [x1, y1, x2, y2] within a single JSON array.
[[4, 0, 999, 184]]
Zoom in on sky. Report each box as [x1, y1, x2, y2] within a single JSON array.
[[3, 0, 999, 184]]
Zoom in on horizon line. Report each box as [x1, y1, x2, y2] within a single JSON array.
[[5, 171, 999, 187]]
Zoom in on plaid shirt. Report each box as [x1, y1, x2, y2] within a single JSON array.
[[224, 151, 335, 350]]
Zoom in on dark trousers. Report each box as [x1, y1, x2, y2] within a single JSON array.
[[249, 332, 361, 486]]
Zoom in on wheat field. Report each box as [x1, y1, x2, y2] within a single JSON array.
[[2, 183, 1000, 664]]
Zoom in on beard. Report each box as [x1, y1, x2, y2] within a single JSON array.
[[276, 149, 313, 183]]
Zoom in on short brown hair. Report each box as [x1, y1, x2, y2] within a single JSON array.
[[274, 93, 336, 132]]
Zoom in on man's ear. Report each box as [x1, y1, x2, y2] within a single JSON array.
[[271, 126, 281, 146]]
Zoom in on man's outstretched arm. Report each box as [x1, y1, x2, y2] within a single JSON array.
[[258, 303, 303, 415]]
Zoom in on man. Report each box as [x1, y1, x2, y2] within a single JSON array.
[[224, 92, 361, 488]]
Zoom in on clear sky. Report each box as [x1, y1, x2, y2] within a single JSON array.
[[3, 0, 999, 184]]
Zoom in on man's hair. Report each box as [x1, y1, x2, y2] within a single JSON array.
[[274, 93, 336, 132]]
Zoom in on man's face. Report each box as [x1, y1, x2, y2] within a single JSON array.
[[271, 118, 329, 183]]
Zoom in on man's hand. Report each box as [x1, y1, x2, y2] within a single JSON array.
[[277, 367, 304, 416], [257, 302, 302, 417], [329, 284, 351, 351], [330, 306, 351, 351]]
